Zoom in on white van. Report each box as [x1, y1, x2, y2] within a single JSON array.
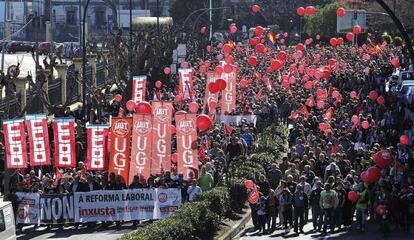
[[0, 201, 16, 240]]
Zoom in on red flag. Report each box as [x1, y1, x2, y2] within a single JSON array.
[[255, 88, 264, 101], [299, 105, 309, 119], [52, 169, 63, 188], [3, 119, 28, 169], [324, 107, 334, 121], [131, 76, 147, 103], [25, 115, 51, 166], [288, 111, 299, 121], [224, 123, 234, 136], [248, 185, 259, 204], [86, 125, 110, 171], [175, 113, 198, 180], [305, 96, 314, 108]]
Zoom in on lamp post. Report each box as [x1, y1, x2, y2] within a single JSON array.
[[1, 0, 9, 73], [82, 0, 90, 122], [129, 0, 132, 83]]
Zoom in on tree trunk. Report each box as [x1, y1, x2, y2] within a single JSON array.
[[375, 0, 414, 65]]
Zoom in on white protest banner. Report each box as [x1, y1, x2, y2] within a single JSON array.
[[74, 189, 181, 222], [39, 194, 75, 223], [16, 192, 40, 224]]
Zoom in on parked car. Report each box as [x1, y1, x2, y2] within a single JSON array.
[[62, 42, 81, 58], [6, 41, 34, 53], [0, 40, 10, 51]]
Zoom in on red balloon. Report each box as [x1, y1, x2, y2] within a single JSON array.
[[114, 94, 122, 103], [376, 205, 387, 216], [348, 191, 359, 202], [208, 82, 220, 93], [216, 78, 227, 90], [391, 58, 400, 68], [252, 4, 260, 13], [376, 96, 385, 105], [189, 102, 199, 113], [215, 66, 223, 75], [250, 37, 260, 46], [361, 120, 370, 129], [374, 150, 394, 168], [346, 32, 354, 41], [271, 59, 282, 71], [353, 25, 362, 35], [163, 67, 171, 75], [225, 55, 234, 64], [367, 166, 382, 182], [223, 44, 232, 54], [171, 153, 178, 163], [360, 171, 369, 182], [248, 56, 258, 66], [224, 64, 233, 73], [305, 6, 316, 15], [255, 43, 265, 53], [337, 7, 346, 17], [337, 37, 344, 45], [277, 51, 287, 61], [400, 135, 410, 145], [196, 114, 211, 132], [255, 26, 264, 36], [330, 38, 338, 47], [297, 7, 305, 16], [126, 100, 136, 112], [296, 43, 305, 51], [155, 80, 162, 88], [369, 90, 378, 101], [136, 101, 152, 114], [245, 180, 254, 189]]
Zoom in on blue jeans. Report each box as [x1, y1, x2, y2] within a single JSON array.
[[323, 208, 334, 232], [356, 208, 367, 229]]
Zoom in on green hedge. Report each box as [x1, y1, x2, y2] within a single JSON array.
[[121, 123, 288, 240]]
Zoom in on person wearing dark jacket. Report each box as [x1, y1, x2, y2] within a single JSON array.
[[310, 181, 324, 231], [292, 185, 309, 233]]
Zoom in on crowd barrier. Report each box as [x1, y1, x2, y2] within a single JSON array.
[[15, 189, 182, 224]]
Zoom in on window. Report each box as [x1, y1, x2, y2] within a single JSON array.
[[95, 10, 105, 26], [67, 10, 76, 25]]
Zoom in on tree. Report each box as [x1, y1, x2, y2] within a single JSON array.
[[304, 2, 346, 39]]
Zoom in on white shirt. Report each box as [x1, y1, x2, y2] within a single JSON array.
[[187, 185, 202, 202]]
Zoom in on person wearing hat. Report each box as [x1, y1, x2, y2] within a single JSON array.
[[320, 183, 339, 234], [292, 185, 308, 234]]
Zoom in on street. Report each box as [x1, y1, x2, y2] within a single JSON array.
[[235, 216, 413, 240], [16, 222, 144, 240]]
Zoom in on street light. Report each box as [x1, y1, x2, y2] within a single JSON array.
[[82, 0, 90, 122]]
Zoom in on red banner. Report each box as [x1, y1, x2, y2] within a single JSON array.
[[129, 114, 153, 185], [131, 76, 147, 103], [204, 72, 220, 108], [86, 125, 110, 171], [220, 66, 237, 115], [109, 118, 132, 183], [53, 118, 76, 168], [178, 68, 195, 101], [25, 115, 51, 166], [151, 101, 173, 174], [3, 119, 28, 169], [175, 113, 198, 180]]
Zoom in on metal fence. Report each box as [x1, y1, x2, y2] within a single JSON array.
[[96, 62, 105, 88], [48, 78, 62, 106]]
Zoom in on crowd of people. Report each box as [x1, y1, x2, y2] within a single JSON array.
[[1, 21, 414, 237]]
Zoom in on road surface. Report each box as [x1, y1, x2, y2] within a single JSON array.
[[17, 222, 146, 240]]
